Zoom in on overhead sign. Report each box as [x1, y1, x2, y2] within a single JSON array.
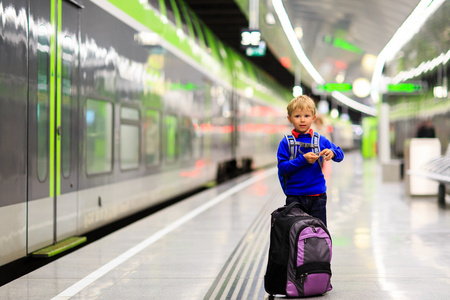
[[241, 29, 262, 47], [245, 41, 266, 57], [387, 82, 425, 94], [313, 83, 352, 94], [246, 46, 265, 57], [241, 29, 266, 57], [323, 36, 364, 54]]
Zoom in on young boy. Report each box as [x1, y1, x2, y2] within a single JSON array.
[[277, 95, 344, 226]]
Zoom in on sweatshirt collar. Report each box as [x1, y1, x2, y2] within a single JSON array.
[[291, 128, 314, 138]]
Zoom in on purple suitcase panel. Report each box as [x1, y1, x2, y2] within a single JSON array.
[[304, 273, 331, 295], [286, 224, 332, 297], [298, 226, 332, 266], [286, 281, 298, 297]]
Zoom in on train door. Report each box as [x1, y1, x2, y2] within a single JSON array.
[[27, 0, 82, 253]]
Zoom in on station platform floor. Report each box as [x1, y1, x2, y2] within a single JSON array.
[[1, 151, 449, 299]]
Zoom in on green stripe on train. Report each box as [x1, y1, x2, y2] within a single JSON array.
[[49, 0, 56, 197], [106, 0, 290, 106], [32, 236, 87, 257], [56, 0, 63, 196]]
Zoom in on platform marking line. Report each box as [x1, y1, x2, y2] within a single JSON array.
[[204, 189, 276, 300], [51, 168, 277, 300]]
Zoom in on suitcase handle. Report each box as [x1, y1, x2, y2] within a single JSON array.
[[278, 201, 307, 217]]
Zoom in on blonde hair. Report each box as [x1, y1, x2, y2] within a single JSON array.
[[287, 95, 317, 117]]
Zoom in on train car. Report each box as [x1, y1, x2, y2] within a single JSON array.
[[0, 0, 292, 266]]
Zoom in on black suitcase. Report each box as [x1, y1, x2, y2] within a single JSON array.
[[264, 202, 332, 297]]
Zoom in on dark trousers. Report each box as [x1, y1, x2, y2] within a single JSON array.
[[286, 193, 328, 226]]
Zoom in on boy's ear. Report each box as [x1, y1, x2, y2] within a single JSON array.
[[313, 115, 317, 121], [287, 115, 292, 123]]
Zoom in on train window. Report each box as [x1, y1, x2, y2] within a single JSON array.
[[120, 107, 140, 170], [121, 107, 139, 120], [62, 36, 73, 178], [180, 116, 192, 160], [186, 10, 206, 48], [120, 125, 140, 170], [205, 32, 222, 61], [148, 0, 159, 10], [86, 99, 113, 175], [196, 21, 210, 50], [145, 109, 160, 167], [174, 0, 191, 36], [37, 25, 50, 182], [164, 115, 178, 163], [215, 42, 227, 63], [192, 118, 202, 159], [162, 0, 176, 25]]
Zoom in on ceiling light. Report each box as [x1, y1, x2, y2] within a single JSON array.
[[391, 50, 450, 83], [362, 54, 377, 73], [293, 85, 303, 97], [294, 27, 303, 40], [335, 72, 345, 83], [272, 0, 325, 84], [265, 12, 276, 25], [353, 78, 371, 98], [330, 108, 339, 119], [331, 92, 377, 116], [371, 0, 446, 103]]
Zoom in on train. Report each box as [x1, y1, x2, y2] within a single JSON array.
[[0, 0, 295, 266], [0, 0, 362, 267]]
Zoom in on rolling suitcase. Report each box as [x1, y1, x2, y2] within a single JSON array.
[[264, 202, 332, 297]]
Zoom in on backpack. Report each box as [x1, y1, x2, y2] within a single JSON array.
[[264, 202, 332, 297], [279, 132, 323, 194]]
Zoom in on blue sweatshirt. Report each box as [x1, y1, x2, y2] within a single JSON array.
[[277, 129, 344, 196]]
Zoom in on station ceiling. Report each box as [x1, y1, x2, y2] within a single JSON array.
[[183, 0, 299, 92], [183, 0, 423, 118]]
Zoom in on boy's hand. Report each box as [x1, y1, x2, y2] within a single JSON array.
[[303, 152, 320, 164], [319, 149, 335, 161]]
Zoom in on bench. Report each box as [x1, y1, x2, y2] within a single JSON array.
[[407, 144, 450, 206]]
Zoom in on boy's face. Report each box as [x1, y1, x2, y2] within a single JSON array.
[[287, 108, 316, 134]]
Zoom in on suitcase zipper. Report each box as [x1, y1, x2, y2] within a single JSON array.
[[303, 225, 320, 244], [299, 270, 331, 282]]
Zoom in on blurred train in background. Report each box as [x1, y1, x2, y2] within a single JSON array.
[[0, 0, 358, 267], [1, 0, 297, 266]]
